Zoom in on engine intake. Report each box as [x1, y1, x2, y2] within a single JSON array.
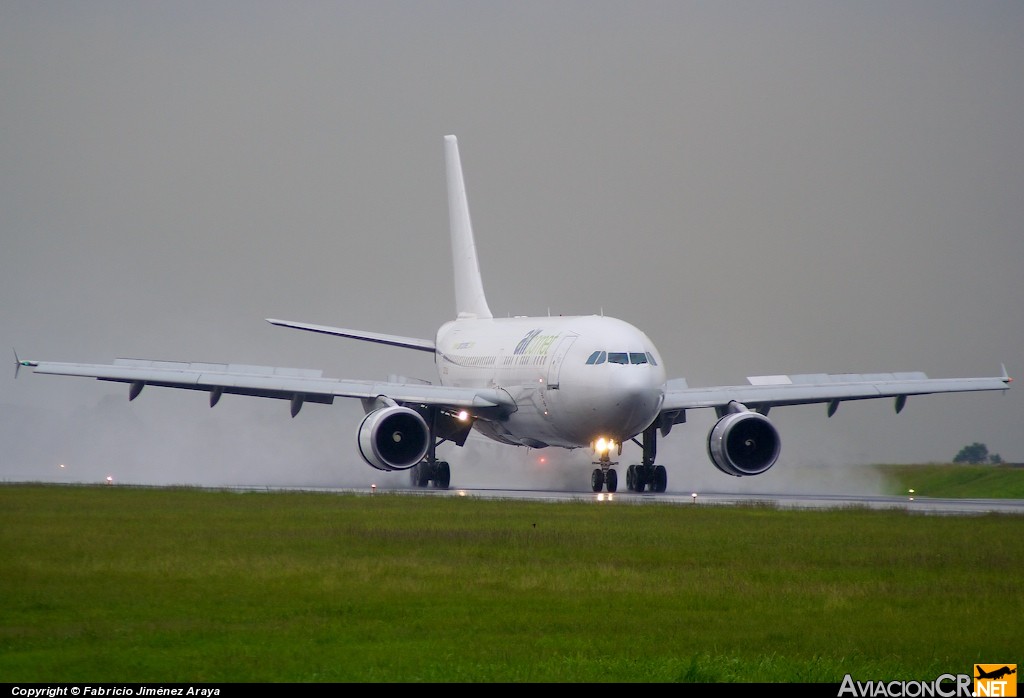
[[357, 405, 430, 471], [707, 409, 781, 477]]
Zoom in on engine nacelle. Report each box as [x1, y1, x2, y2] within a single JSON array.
[[707, 410, 781, 477], [357, 405, 430, 471]]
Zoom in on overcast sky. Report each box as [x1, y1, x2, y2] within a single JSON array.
[[2, 1, 1021, 493]]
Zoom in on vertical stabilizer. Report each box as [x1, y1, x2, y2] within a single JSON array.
[[445, 135, 493, 320]]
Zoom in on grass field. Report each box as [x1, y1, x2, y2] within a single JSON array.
[[1, 465, 1022, 683], [876, 463, 1024, 499]]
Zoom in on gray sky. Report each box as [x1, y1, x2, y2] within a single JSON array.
[[2, 1, 1022, 492]]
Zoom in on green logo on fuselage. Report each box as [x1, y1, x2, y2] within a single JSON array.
[[513, 329, 559, 356]]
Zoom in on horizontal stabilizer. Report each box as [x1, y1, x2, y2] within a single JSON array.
[[267, 318, 436, 353]]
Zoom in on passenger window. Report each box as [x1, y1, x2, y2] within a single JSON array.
[[629, 352, 648, 365], [608, 352, 629, 365]]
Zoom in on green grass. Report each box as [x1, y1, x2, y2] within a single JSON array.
[[1, 478, 1022, 683], [877, 463, 1024, 499]]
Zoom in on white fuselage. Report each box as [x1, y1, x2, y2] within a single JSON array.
[[434, 314, 667, 449]]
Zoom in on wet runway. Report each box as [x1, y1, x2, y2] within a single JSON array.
[[298, 484, 1024, 516]]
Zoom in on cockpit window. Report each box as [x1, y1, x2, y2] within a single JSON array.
[[586, 350, 656, 366]]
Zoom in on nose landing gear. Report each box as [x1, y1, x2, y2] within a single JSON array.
[[591, 449, 618, 493]]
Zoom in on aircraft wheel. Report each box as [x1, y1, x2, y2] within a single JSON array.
[[625, 464, 636, 491], [605, 469, 618, 493], [591, 468, 605, 492], [653, 465, 668, 493], [634, 465, 648, 492], [411, 462, 430, 488], [434, 461, 451, 489]]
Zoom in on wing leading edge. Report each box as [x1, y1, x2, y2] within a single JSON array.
[[662, 368, 1012, 416], [20, 358, 513, 417]]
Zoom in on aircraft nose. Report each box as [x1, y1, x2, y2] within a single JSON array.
[[586, 367, 663, 436]]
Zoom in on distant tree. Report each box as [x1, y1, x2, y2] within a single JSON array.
[[989, 453, 1003, 465], [954, 442, 994, 464]]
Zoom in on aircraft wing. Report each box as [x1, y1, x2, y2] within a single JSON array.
[[661, 368, 1012, 416], [18, 357, 513, 417]]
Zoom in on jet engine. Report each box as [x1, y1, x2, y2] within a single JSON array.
[[707, 409, 781, 477], [357, 405, 430, 471]]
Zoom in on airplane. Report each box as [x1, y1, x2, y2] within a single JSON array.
[[17, 135, 1013, 493], [976, 666, 1016, 680]]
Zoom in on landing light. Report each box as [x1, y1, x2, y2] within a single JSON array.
[[457, 410, 469, 421], [594, 437, 616, 455]]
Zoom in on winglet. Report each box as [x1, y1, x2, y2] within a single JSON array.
[[13, 349, 36, 379], [1001, 363, 1013, 385]]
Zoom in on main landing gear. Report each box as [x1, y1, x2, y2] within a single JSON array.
[[591, 424, 668, 493], [625, 463, 667, 493], [627, 424, 668, 493], [408, 406, 466, 490], [410, 458, 450, 489]]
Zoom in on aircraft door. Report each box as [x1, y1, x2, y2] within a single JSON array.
[[545, 333, 578, 391]]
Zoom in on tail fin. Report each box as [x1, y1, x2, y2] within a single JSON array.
[[444, 135, 493, 320]]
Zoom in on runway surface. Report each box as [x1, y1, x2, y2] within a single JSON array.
[[17, 478, 1021, 516], [273, 484, 1024, 516]]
